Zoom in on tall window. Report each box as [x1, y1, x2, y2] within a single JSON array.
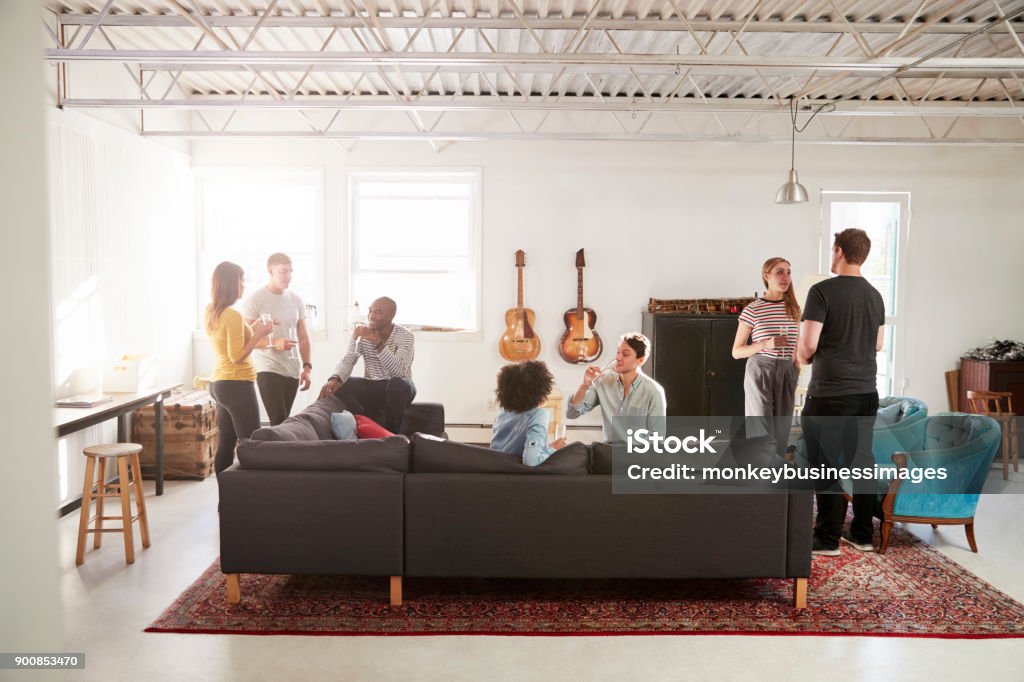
[[349, 171, 481, 331], [196, 169, 323, 329], [821, 192, 910, 396]]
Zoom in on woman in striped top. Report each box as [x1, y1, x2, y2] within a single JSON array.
[[732, 257, 801, 456]]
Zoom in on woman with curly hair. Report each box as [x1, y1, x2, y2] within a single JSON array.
[[490, 360, 567, 466]]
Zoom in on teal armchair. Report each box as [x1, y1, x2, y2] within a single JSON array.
[[791, 396, 928, 469], [871, 398, 929, 474], [879, 413, 1001, 554]]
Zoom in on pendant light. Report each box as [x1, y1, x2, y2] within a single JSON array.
[[775, 97, 808, 204]]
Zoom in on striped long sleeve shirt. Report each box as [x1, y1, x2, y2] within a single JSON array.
[[331, 324, 415, 382], [738, 299, 799, 360]]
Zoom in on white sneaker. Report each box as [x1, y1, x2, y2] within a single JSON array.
[[841, 534, 875, 552]]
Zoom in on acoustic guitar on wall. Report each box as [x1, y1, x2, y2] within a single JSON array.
[[559, 248, 603, 364], [499, 249, 542, 362]]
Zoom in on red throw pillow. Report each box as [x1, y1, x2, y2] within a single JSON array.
[[355, 415, 395, 439]]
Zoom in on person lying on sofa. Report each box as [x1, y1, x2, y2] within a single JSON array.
[[490, 360, 567, 466], [566, 332, 666, 443], [318, 296, 415, 433]]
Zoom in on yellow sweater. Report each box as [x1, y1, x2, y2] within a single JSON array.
[[208, 307, 256, 382]]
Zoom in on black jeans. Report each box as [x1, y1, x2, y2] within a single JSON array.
[[802, 391, 879, 547], [335, 377, 416, 433], [256, 372, 300, 426], [209, 380, 261, 474]]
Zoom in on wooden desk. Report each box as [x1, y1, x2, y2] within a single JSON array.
[[55, 383, 179, 515]]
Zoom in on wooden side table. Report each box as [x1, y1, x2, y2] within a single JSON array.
[[541, 386, 564, 439]]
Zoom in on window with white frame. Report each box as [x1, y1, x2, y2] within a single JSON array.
[[349, 171, 481, 331], [821, 192, 910, 396], [196, 169, 323, 330]]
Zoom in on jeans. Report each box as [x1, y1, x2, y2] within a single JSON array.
[[256, 371, 300, 426], [209, 380, 260, 474], [802, 391, 879, 547], [335, 377, 416, 433]]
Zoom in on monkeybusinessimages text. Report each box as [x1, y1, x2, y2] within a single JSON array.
[[624, 429, 948, 485]]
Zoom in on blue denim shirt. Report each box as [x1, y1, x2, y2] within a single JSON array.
[[490, 407, 554, 466]]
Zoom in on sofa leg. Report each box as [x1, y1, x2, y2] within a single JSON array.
[[965, 522, 978, 553], [226, 574, 240, 604], [390, 576, 402, 607], [793, 578, 807, 610]]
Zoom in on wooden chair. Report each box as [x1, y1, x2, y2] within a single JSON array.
[[965, 390, 1019, 480], [75, 443, 151, 566]]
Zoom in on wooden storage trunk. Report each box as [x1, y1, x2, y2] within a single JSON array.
[[134, 389, 217, 436], [133, 389, 217, 480], [136, 431, 218, 480]]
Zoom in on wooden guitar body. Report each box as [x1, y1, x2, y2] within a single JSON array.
[[559, 308, 602, 363], [558, 248, 603, 364], [499, 249, 542, 362], [500, 307, 541, 361]]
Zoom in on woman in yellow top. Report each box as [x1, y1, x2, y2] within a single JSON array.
[[206, 261, 273, 473]]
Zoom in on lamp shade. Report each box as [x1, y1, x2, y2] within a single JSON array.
[[795, 273, 830, 308], [775, 169, 808, 204]]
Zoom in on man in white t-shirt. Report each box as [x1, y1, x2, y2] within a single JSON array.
[[241, 253, 312, 425]]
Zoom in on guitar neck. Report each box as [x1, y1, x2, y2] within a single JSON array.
[[517, 265, 525, 313], [576, 267, 584, 317]]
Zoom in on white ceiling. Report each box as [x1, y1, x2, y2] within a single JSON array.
[[41, 0, 1024, 144]]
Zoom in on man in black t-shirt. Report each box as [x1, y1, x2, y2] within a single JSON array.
[[797, 228, 886, 556]]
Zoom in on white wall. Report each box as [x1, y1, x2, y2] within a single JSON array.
[[49, 108, 196, 505], [189, 138, 1024, 424], [1, 0, 62, 654]]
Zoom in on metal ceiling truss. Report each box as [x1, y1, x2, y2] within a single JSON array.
[[41, 0, 1024, 145]]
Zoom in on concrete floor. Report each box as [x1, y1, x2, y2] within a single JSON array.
[[57, 468, 1024, 682]]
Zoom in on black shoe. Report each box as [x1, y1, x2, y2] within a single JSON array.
[[840, 533, 875, 552], [811, 537, 840, 556]]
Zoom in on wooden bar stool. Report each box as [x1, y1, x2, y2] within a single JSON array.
[[75, 443, 151, 566], [966, 390, 1019, 481]]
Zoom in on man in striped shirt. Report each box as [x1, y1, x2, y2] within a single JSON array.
[[319, 297, 416, 433]]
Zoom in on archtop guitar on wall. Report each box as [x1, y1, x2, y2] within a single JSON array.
[[499, 249, 542, 362], [559, 248, 603, 364]]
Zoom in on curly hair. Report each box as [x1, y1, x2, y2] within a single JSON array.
[[495, 360, 554, 413]]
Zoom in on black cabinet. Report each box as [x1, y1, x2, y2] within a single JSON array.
[[641, 313, 746, 417]]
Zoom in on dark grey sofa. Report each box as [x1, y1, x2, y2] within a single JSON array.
[[218, 398, 813, 609]]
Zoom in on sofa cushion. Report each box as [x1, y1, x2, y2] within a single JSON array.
[[590, 441, 616, 474], [293, 399, 341, 441], [400, 402, 445, 437], [250, 417, 319, 442], [330, 411, 358, 440], [235, 436, 410, 472], [875, 401, 903, 426], [249, 395, 346, 442], [356, 415, 395, 439], [411, 433, 588, 474]]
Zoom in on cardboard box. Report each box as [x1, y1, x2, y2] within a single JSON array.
[[103, 354, 158, 393]]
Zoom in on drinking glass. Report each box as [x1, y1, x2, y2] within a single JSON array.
[[287, 326, 299, 360]]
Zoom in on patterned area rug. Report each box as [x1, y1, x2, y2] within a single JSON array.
[[148, 526, 1024, 637]]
